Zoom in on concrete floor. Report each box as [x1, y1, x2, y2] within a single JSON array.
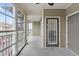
[[19, 36, 75, 56]]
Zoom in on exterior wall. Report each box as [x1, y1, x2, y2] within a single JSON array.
[[43, 9, 66, 48], [66, 3, 79, 55], [32, 22, 40, 36]]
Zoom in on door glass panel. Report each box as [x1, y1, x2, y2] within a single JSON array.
[[48, 19, 57, 44]]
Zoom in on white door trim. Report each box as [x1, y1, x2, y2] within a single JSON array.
[[45, 16, 61, 48], [66, 11, 79, 48]]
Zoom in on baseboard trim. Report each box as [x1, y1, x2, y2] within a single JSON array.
[[67, 48, 78, 56]]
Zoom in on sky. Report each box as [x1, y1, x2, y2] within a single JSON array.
[[0, 3, 15, 24]]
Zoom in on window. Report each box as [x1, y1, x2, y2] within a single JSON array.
[[0, 3, 25, 56], [5, 3, 15, 17], [0, 33, 6, 50], [0, 3, 5, 14], [6, 16, 15, 31], [0, 3, 16, 56], [0, 13, 5, 31], [17, 10, 24, 31], [16, 10, 25, 51], [29, 22, 32, 36]]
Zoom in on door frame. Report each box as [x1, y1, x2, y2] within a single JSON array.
[[66, 11, 79, 48], [45, 16, 60, 47]]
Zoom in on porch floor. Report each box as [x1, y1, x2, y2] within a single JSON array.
[[19, 36, 75, 56]]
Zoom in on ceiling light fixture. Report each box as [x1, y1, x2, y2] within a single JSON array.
[[35, 3, 54, 6], [48, 3, 54, 6], [36, 3, 40, 4]]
